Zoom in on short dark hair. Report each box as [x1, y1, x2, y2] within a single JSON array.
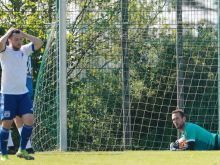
[[172, 109, 185, 118], [8, 30, 21, 38]]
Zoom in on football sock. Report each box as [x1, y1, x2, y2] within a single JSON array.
[[20, 125, 33, 150], [18, 127, 32, 149], [7, 130, 14, 147], [0, 127, 9, 155]]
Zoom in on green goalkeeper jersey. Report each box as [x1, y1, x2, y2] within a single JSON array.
[[183, 122, 219, 150]]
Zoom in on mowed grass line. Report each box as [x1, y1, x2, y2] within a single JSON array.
[[1, 151, 220, 165]]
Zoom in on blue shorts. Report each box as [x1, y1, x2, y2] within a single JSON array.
[[0, 93, 33, 120]]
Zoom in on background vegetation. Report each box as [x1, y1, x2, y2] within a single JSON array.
[[0, 0, 218, 151]]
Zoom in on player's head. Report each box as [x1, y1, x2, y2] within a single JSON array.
[[172, 109, 186, 130], [8, 29, 23, 50]]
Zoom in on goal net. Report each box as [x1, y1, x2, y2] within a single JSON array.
[[32, 27, 58, 151], [32, 0, 218, 151]]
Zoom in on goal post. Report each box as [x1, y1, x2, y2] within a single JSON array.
[[57, 0, 67, 152], [121, 0, 132, 149]]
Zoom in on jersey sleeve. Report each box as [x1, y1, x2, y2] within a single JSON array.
[[184, 124, 196, 142], [21, 43, 35, 56], [0, 47, 7, 60]]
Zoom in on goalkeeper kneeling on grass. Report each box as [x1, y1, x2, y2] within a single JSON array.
[[170, 109, 220, 151]]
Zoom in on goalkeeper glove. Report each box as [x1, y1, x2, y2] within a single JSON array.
[[170, 141, 179, 151]]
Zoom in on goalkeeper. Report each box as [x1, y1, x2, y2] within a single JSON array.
[[170, 109, 220, 151]]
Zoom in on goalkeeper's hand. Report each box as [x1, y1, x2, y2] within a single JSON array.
[[170, 137, 189, 151], [170, 141, 179, 151]]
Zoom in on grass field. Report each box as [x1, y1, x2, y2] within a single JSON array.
[[1, 151, 220, 165]]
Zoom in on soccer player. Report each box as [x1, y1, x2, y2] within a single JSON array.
[[0, 56, 34, 155], [170, 109, 220, 150], [0, 28, 43, 160]]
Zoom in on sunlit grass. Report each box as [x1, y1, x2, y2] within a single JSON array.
[[1, 151, 220, 165]]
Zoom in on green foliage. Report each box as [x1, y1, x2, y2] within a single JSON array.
[[0, 0, 55, 89], [64, 0, 180, 150]]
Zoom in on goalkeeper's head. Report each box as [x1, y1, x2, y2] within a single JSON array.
[[172, 109, 186, 131]]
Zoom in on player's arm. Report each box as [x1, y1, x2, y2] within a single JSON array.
[[170, 140, 180, 151], [0, 28, 16, 52], [21, 31, 43, 50], [185, 141, 195, 150], [170, 140, 195, 151]]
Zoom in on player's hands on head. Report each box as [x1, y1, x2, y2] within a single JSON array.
[[8, 27, 17, 33], [7, 28, 23, 37], [19, 30, 27, 38], [8, 28, 26, 39]]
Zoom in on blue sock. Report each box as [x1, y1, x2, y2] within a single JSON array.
[[20, 124, 33, 150], [0, 127, 9, 155], [0, 125, 1, 151]]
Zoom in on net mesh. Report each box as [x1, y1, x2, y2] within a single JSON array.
[[32, 27, 58, 151], [32, 0, 218, 151]]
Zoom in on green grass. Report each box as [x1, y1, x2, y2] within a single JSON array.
[[2, 151, 220, 165]]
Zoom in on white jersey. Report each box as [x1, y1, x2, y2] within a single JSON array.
[[0, 43, 34, 94]]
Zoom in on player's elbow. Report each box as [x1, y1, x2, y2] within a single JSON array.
[[0, 42, 5, 52]]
